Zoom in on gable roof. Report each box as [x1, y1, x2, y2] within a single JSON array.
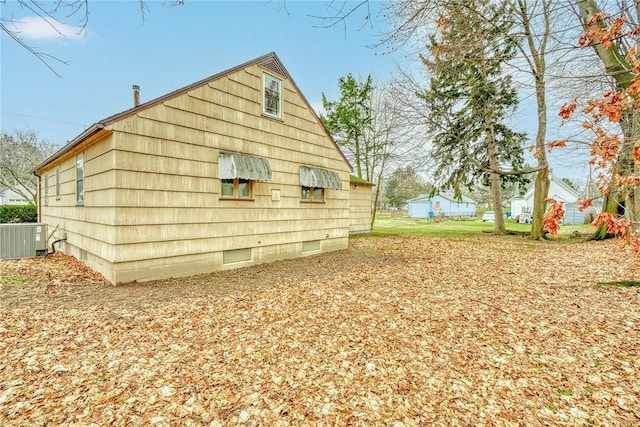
[[34, 52, 352, 173], [518, 174, 580, 202], [408, 193, 477, 204]]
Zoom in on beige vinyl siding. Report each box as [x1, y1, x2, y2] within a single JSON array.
[[349, 183, 374, 234], [112, 236, 347, 283], [37, 58, 350, 284], [39, 135, 118, 274]]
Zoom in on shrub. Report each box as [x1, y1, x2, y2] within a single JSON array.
[[0, 205, 37, 223]]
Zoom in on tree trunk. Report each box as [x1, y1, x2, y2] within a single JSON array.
[[591, 192, 618, 239], [577, 0, 640, 239], [512, 0, 550, 239], [576, 0, 633, 88], [371, 173, 383, 230], [487, 132, 506, 234], [354, 136, 363, 178], [531, 166, 550, 238], [529, 44, 549, 240], [590, 103, 640, 238], [370, 149, 391, 230]]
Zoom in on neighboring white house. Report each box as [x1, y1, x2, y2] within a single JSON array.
[[510, 175, 587, 224], [407, 193, 477, 219], [0, 186, 31, 205]]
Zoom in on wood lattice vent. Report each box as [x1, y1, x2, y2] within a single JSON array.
[[259, 57, 287, 78]]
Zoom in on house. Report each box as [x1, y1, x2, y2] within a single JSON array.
[[407, 193, 477, 219], [33, 52, 355, 284], [348, 175, 375, 234], [0, 186, 31, 205], [510, 175, 586, 224]]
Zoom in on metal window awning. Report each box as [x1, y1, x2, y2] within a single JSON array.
[[300, 166, 342, 190], [219, 152, 272, 181]]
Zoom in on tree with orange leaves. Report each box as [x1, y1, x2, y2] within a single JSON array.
[[551, 0, 640, 250]]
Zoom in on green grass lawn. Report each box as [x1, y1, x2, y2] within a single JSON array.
[[369, 213, 595, 239]]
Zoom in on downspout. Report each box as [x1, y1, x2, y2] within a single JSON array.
[[33, 170, 41, 222]]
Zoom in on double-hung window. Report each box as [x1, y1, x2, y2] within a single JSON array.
[[219, 152, 272, 200], [44, 174, 49, 205], [76, 154, 84, 205], [263, 74, 282, 119], [55, 167, 60, 200], [299, 166, 342, 203]]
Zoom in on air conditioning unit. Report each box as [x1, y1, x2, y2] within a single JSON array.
[[0, 223, 48, 259]]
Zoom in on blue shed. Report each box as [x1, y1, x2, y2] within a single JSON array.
[[407, 193, 477, 219]]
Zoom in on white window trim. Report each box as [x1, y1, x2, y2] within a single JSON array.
[[55, 167, 60, 200], [76, 153, 84, 206], [44, 174, 49, 206], [263, 73, 282, 119]]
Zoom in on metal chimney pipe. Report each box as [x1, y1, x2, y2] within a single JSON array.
[[133, 85, 140, 107]]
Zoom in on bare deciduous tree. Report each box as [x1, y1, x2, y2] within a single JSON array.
[[311, 0, 572, 238], [0, 130, 57, 205], [1, 0, 174, 76], [363, 81, 423, 226]]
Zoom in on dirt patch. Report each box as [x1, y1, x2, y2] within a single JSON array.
[[1, 235, 639, 425]]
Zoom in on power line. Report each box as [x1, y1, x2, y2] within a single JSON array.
[[1, 110, 86, 127]]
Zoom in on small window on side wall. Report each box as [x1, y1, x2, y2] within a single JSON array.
[[301, 186, 324, 202], [76, 154, 84, 205], [44, 174, 49, 206], [221, 178, 252, 199], [263, 74, 282, 118], [55, 167, 60, 200]]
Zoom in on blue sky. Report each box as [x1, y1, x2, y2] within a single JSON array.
[[2, 1, 400, 145], [1, 0, 591, 182]]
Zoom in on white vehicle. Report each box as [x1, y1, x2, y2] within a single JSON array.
[[517, 213, 532, 224], [482, 211, 495, 222]]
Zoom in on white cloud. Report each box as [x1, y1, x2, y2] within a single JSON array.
[[9, 16, 84, 41]]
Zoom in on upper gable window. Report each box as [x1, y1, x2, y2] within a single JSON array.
[[263, 74, 282, 119]]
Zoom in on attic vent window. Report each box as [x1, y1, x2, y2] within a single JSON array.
[[263, 74, 282, 119], [259, 57, 286, 77]]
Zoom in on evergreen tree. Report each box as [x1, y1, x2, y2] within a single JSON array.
[[420, 0, 528, 234], [320, 74, 374, 179]]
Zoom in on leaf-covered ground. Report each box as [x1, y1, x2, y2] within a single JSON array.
[[1, 236, 639, 426]]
